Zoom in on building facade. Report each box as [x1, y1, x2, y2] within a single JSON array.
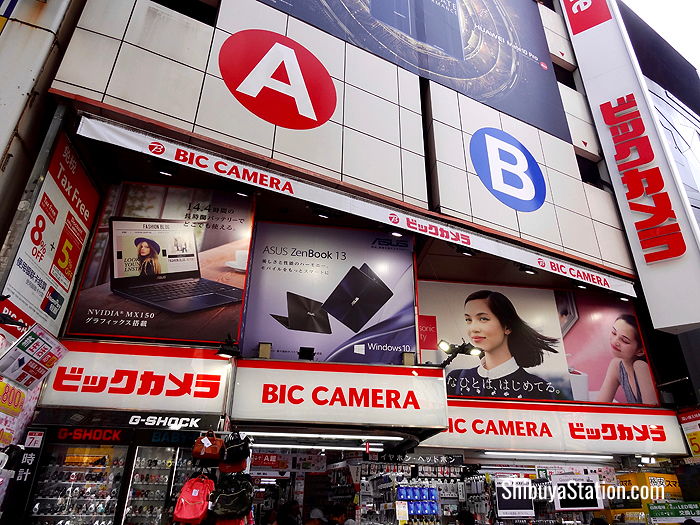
[[0, 0, 699, 523]]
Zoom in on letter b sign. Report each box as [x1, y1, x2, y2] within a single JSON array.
[[470, 128, 546, 212]]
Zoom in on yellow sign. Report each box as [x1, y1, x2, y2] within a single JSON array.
[[0, 17, 6, 34], [686, 430, 700, 456], [0, 378, 26, 417]]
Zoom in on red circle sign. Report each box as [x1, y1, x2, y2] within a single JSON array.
[[219, 30, 337, 130]]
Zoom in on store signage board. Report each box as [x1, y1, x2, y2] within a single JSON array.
[[0, 323, 68, 389], [649, 503, 700, 523], [560, 0, 700, 332], [230, 359, 447, 428], [1, 133, 98, 343], [422, 399, 687, 455], [494, 478, 535, 518], [678, 408, 700, 457], [76, 116, 635, 297], [39, 342, 229, 414], [0, 377, 25, 417]]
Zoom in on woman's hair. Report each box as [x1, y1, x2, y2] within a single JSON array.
[[615, 314, 645, 361], [138, 241, 161, 274], [465, 289, 558, 368]]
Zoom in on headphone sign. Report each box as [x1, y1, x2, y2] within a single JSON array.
[[469, 128, 547, 212]]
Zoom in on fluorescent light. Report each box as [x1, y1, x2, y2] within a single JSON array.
[[577, 285, 587, 289], [391, 232, 403, 237], [620, 297, 630, 302], [159, 171, 173, 177], [243, 431, 402, 441], [318, 214, 329, 219], [252, 443, 383, 452], [236, 192, 248, 197], [484, 451, 614, 460]]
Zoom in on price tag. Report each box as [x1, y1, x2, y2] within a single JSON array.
[[201, 437, 212, 448], [396, 501, 409, 521]]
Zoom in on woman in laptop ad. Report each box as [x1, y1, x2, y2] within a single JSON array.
[[135, 238, 162, 276], [417, 281, 573, 401]]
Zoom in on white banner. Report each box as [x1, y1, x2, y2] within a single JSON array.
[[560, 0, 700, 331], [422, 399, 687, 455], [76, 116, 635, 297], [230, 359, 447, 428], [40, 342, 229, 414]]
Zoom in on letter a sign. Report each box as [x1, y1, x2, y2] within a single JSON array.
[[219, 29, 336, 129]]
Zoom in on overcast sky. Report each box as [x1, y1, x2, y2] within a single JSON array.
[[620, 0, 700, 70]]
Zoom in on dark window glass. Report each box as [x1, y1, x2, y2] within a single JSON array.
[[553, 63, 577, 90], [150, 0, 219, 26], [577, 155, 611, 192]]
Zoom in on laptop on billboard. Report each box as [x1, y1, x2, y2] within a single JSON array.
[[109, 217, 243, 313], [321, 263, 393, 332], [271, 292, 332, 334]]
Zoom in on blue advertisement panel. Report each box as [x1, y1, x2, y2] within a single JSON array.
[[241, 223, 417, 363], [259, 0, 571, 141]]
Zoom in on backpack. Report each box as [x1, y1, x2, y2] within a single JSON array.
[[173, 475, 215, 524], [222, 432, 250, 464], [210, 472, 254, 519]]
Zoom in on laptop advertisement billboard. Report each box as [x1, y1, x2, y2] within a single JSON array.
[[257, 0, 570, 141], [64, 182, 253, 344], [240, 222, 417, 363]]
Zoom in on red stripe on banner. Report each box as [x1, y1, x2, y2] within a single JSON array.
[[448, 399, 674, 416], [61, 340, 227, 360], [236, 359, 444, 377], [563, 0, 613, 35]]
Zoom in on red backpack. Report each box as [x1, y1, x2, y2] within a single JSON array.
[[174, 475, 215, 524]]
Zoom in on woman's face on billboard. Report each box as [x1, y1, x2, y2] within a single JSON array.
[[138, 242, 151, 257], [610, 318, 640, 360], [464, 298, 510, 353]]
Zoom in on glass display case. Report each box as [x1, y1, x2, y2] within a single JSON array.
[[29, 443, 127, 525], [123, 446, 196, 525]]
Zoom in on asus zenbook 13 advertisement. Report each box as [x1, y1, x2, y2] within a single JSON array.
[[240, 222, 417, 363]]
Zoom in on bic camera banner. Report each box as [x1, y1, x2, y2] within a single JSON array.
[[241, 222, 417, 363]]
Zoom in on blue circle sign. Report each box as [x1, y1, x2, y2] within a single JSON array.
[[469, 128, 546, 212]]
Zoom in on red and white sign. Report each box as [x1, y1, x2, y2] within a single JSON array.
[[561, 0, 612, 35], [76, 116, 636, 297], [1, 133, 98, 342], [560, 0, 700, 332], [219, 30, 336, 129], [230, 360, 447, 428], [422, 399, 687, 455], [39, 341, 229, 413]]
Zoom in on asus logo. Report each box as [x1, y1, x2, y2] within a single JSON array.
[[156, 275, 166, 280], [307, 311, 315, 317], [371, 238, 409, 248]]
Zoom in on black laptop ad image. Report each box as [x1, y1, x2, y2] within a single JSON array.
[[109, 217, 243, 313], [321, 263, 393, 332], [271, 292, 332, 334]]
